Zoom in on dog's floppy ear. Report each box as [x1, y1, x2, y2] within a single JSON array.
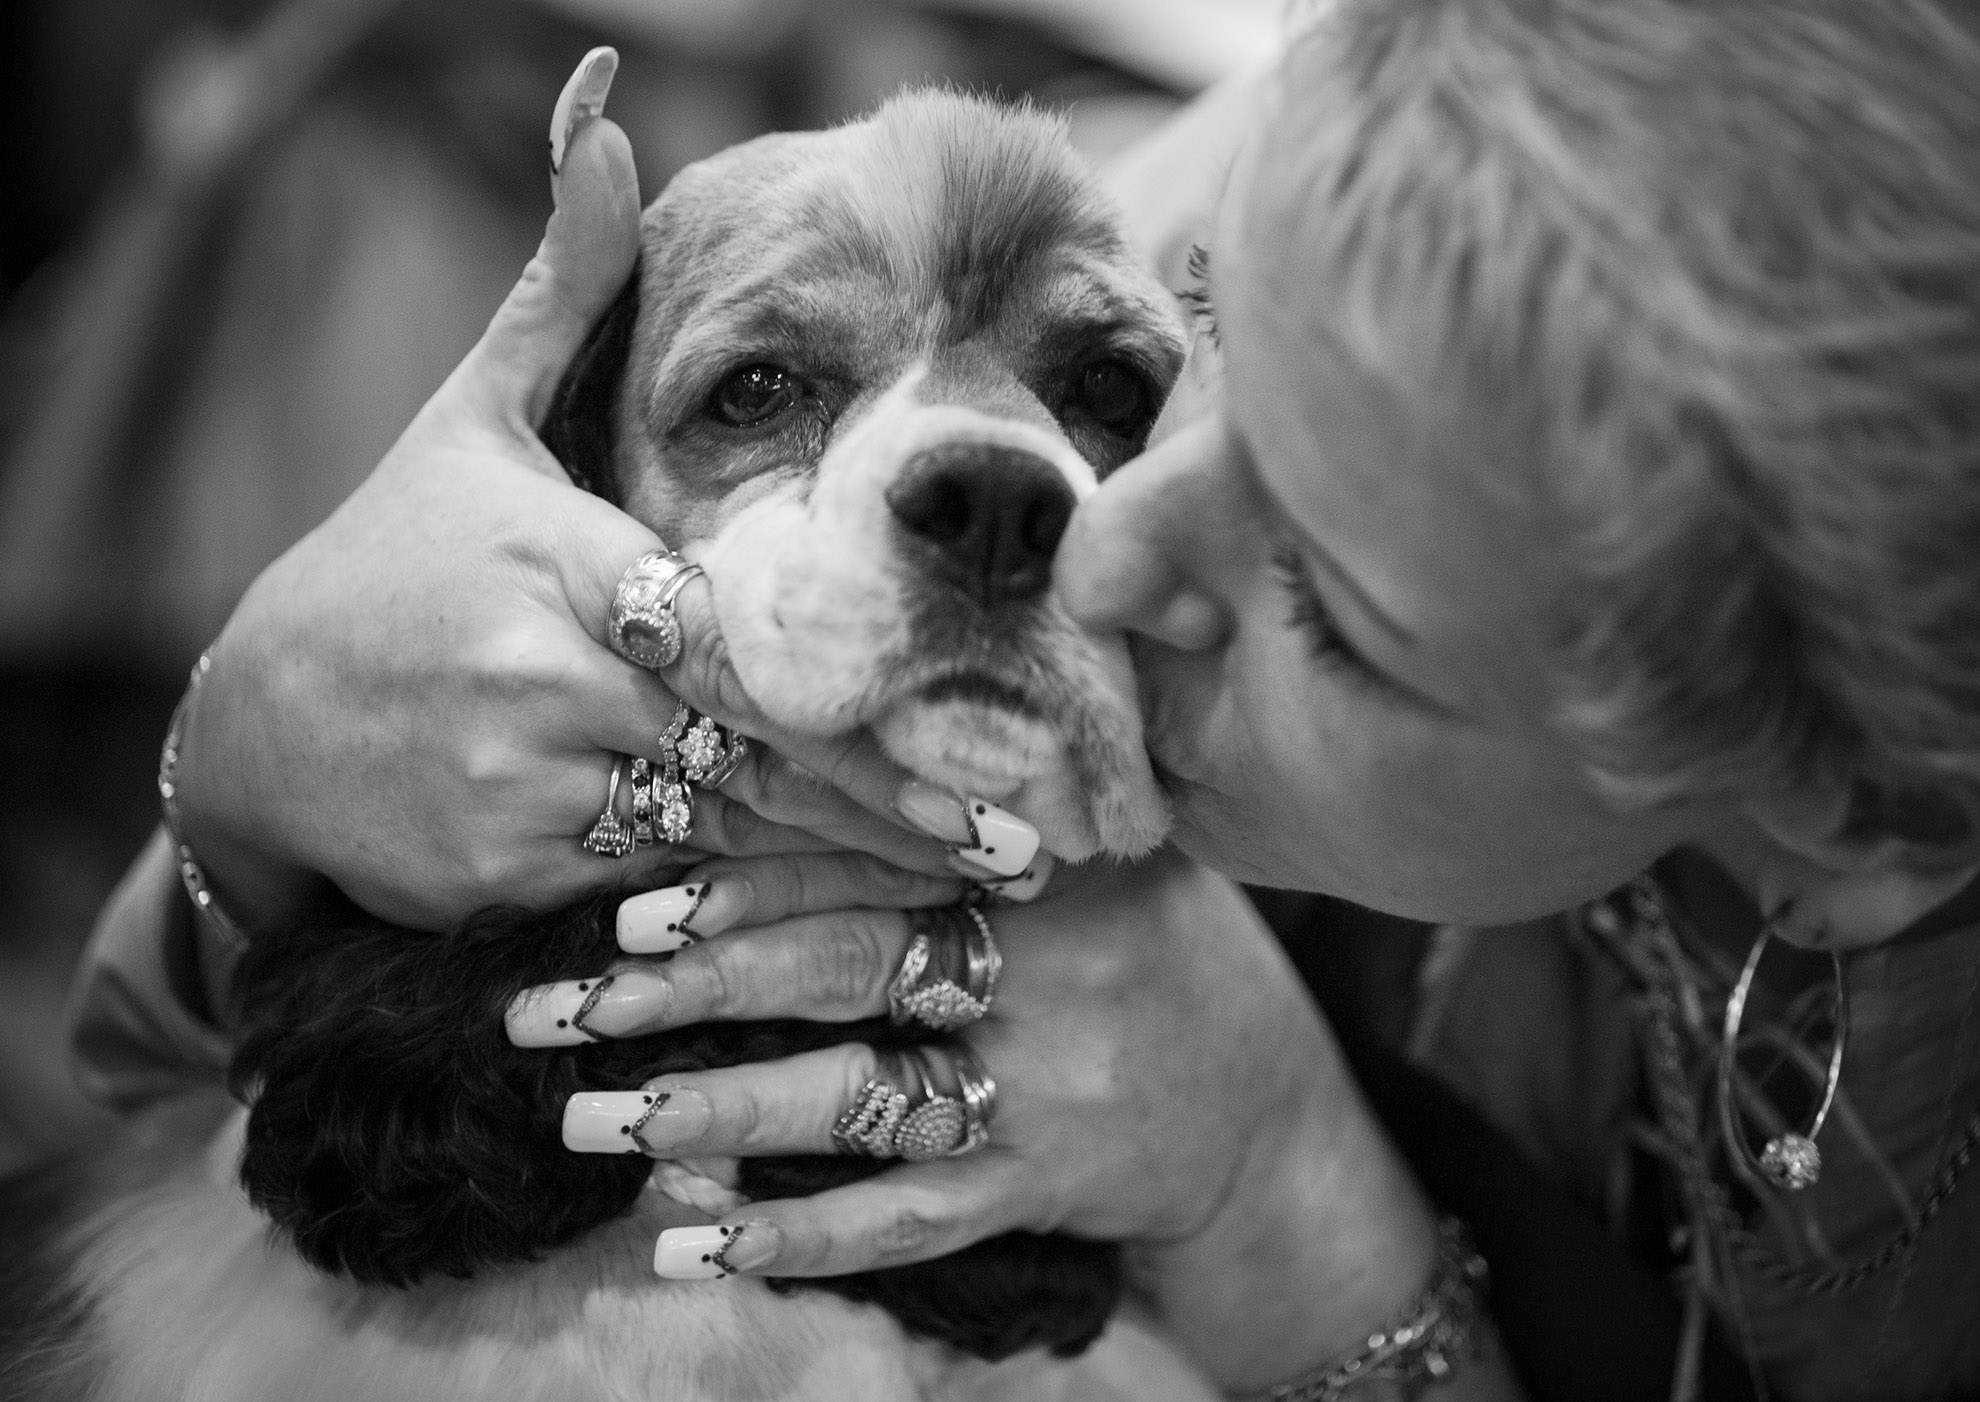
[[539, 263, 640, 503]]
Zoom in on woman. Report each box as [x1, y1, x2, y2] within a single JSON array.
[[71, 1, 1980, 1398]]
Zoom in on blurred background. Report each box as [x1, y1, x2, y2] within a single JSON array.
[[0, 0, 1278, 1173]]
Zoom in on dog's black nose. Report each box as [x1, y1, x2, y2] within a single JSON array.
[[885, 444, 1077, 607]]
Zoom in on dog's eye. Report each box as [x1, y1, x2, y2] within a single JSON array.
[[713, 365, 799, 427], [1070, 360, 1148, 434]]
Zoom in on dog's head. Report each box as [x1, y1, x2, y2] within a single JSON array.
[[547, 90, 1185, 861]]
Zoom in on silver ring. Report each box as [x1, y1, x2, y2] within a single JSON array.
[[830, 1047, 987, 1161], [962, 908, 1001, 1006], [947, 1041, 996, 1157], [653, 703, 697, 846], [698, 732, 749, 789], [629, 756, 657, 847], [678, 713, 750, 790], [582, 755, 637, 858], [608, 550, 706, 671], [831, 1057, 914, 1158], [888, 907, 999, 1032]]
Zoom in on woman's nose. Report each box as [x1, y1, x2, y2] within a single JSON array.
[[1055, 413, 1239, 651]]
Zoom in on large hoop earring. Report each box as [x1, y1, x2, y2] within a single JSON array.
[[1718, 922, 1848, 1192]]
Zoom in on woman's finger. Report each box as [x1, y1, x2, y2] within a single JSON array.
[[590, 909, 913, 1032], [672, 789, 856, 861], [455, 46, 640, 440], [519, 906, 914, 1035], [526, 763, 940, 911], [568, 645, 693, 761], [618, 851, 963, 950], [654, 1156, 1039, 1280], [535, 769, 846, 870], [556, 1043, 885, 1157], [701, 744, 956, 876]]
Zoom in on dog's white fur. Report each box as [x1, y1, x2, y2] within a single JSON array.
[[66, 1096, 1216, 1402]]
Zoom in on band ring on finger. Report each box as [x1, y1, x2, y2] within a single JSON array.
[[831, 1043, 995, 1162], [608, 549, 705, 671], [948, 1041, 996, 1156], [888, 906, 1001, 1033], [652, 704, 697, 845], [582, 755, 638, 858], [630, 756, 657, 846]]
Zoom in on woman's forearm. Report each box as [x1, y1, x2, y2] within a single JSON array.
[[1135, 1030, 1526, 1400]]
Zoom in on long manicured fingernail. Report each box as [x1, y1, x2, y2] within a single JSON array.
[[896, 783, 1040, 877], [618, 879, 745, 953], [563, 1088, 669, 1153], [510, 967, 668, 1043], [950, 799, 1041, 877], [549, 46, 617, 175], [895, 780, 974, 843], [716, 1221, 780, 1272], [655, 1221, 779, 1278], [949, 850, 1055, 902], [564, 1086, 711, 1154], [505, 973, 618, 1047]]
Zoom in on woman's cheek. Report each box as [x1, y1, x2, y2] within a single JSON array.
[[1163, 630, 1358, 885], [1214, 625, 1502, 901]]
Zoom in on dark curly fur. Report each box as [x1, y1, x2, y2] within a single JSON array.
[[229, 894, 1119, 1362]]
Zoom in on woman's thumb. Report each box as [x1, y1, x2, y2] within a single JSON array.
[[453, 48, 641, 434]]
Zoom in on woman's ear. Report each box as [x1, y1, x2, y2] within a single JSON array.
[[1740, 780, 1980, 949], [538, 264, 640, 504]]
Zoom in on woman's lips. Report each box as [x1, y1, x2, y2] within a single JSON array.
[[1131, 653, 1200, 786]]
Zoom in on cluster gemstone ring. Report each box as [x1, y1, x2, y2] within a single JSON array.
[[831, 1044, 995, 1161], [888, 906, 1001, 1033], [675, 709, 749, 790]]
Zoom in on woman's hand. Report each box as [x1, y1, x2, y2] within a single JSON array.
[[527, 847, 1463, 1394], [170, 51, 960, 932]]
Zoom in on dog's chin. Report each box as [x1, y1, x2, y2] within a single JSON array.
[[871, 697, 1058, 803], [704, 496, 1172, 862], [872, 692, 1170, 863], [884, 728, 1102, 863]]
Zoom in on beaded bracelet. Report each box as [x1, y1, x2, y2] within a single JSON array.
[[1234, 1218, 1488, 1402], [158, 652, 250, 956]]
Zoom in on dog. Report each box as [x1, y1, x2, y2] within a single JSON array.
[[1, 90, 1210, 1402]]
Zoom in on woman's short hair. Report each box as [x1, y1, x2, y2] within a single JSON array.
[[1263, 0, 1980, 857]]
